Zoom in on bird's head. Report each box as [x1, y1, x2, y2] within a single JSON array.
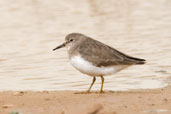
[[53, 33, 85, 51]]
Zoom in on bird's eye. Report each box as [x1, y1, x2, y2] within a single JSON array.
[[69, 38, 73, 42]]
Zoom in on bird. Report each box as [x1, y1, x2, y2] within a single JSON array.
[[53, 33, 146, 93]]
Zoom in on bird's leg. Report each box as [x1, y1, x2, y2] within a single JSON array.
[[100, 76, 104, 93], [87, 76, 96, 93]]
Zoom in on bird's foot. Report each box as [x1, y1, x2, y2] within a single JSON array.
[[74, 91, 90, 94], [99, 90, 105, 94]]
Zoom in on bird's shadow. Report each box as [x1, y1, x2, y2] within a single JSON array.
[[74, 89, 163, 94], [74, 90, 118, 94]]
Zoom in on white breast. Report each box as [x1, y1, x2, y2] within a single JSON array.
[[70, 55, 128, 77]]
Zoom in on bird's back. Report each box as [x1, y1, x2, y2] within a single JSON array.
[[76, 37, 146, 67]]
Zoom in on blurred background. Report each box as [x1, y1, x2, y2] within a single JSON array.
[[0, 0, 170, 91]]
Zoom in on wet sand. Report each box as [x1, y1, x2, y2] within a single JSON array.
[[0, 86, 171, 114]]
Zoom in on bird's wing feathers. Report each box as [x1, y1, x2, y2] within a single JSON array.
[[78, 38, 145, 67]]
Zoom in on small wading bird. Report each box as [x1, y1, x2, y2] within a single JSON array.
[[53, 33, 146, 93]]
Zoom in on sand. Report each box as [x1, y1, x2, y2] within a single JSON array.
[[0, 86, 171, 114]]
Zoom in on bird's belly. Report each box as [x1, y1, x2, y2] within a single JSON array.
[[70, 56, 128, 76]]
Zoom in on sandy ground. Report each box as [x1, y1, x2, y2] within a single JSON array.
[[0, 86, 171, 114]]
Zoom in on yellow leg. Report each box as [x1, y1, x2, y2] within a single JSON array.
[[87, 77, 96, 93], [100, 76, 104, 93]]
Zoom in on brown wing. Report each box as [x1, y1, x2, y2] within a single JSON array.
[[78, 38, 146, 67]]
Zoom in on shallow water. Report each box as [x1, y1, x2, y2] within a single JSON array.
[[0, 0, 171, 91]]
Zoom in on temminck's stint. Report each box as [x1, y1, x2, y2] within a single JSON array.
[[53, 33, 146, 93]]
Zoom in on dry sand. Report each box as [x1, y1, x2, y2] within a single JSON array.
[[0, 86, 171, 114]]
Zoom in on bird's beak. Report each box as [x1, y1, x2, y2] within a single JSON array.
[[53, 42, 68, 51]]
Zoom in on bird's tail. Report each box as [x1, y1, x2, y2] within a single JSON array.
[[127, 56, 146, 64]]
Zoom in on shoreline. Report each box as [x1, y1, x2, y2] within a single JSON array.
[[0, 86, 171, 114]]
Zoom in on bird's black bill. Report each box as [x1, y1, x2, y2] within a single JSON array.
[[53, 43, 66, 51]]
